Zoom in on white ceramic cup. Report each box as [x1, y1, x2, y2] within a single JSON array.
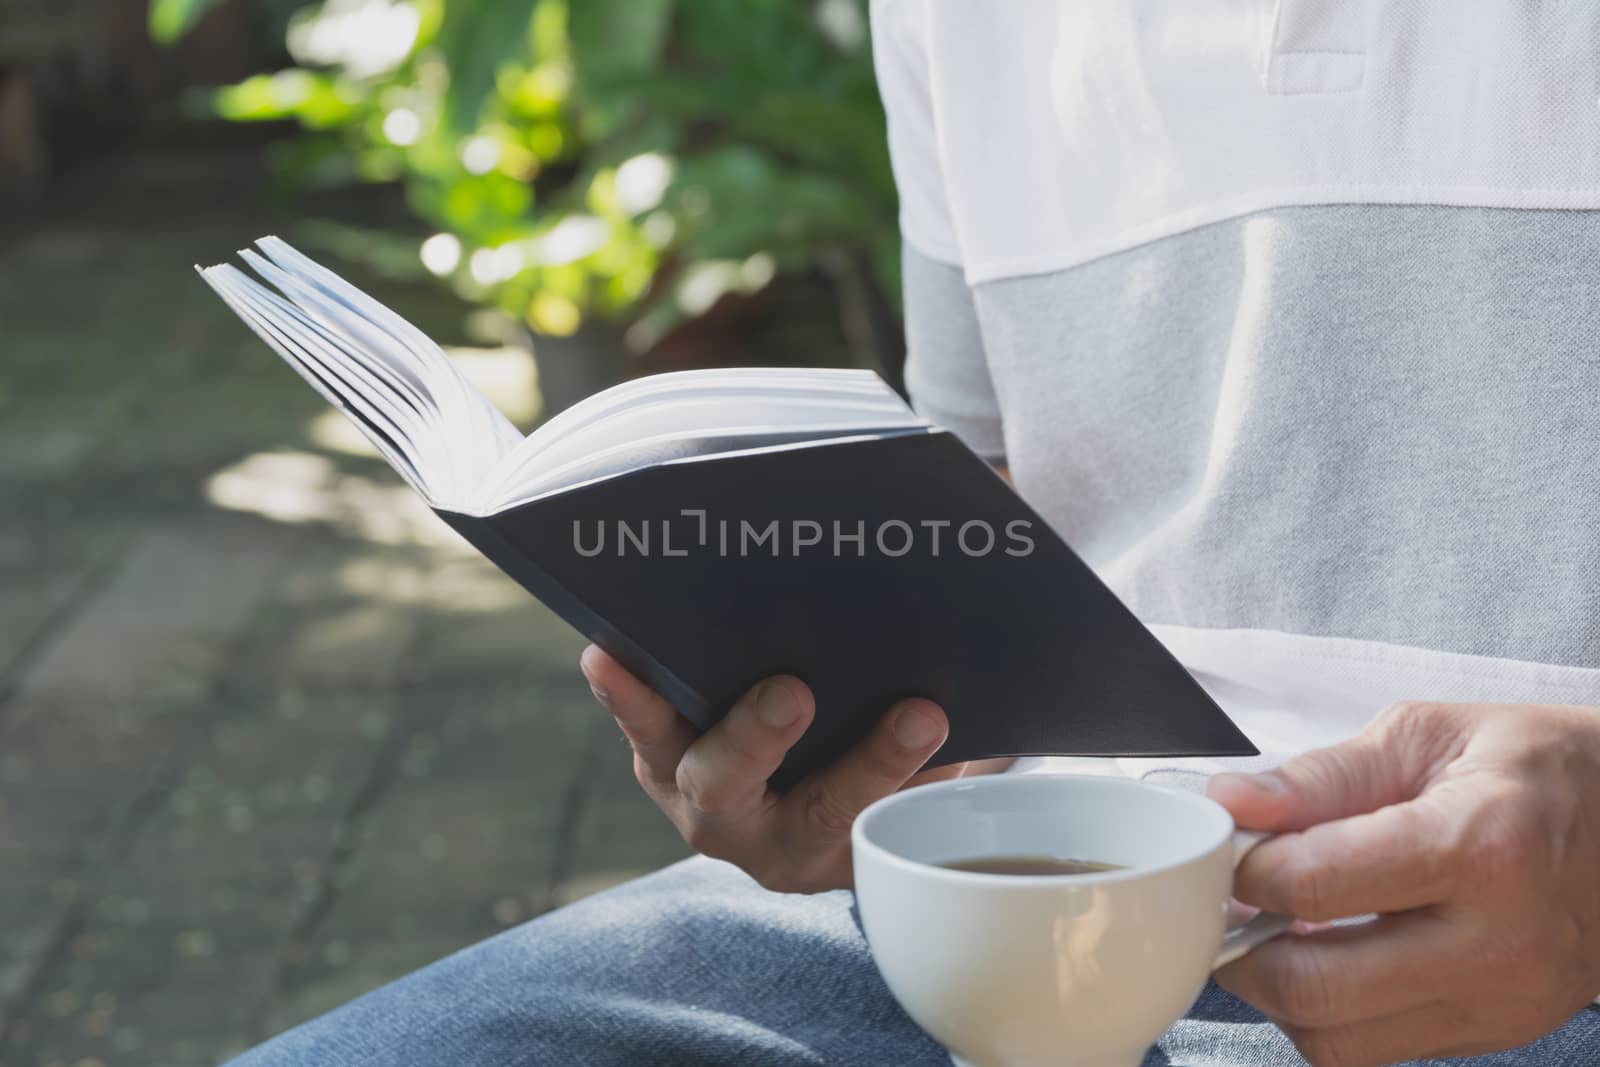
[[851, 773, 1288, 1067]]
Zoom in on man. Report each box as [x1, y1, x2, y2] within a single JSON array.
[[233, 3, 1600, 1064]]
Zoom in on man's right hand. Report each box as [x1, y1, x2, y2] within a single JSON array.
[[579, 644, 985, 892]]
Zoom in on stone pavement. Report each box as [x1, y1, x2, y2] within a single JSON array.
[[0, 152, 688, 1067]]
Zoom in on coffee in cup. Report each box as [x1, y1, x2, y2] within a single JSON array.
[[851, 773, 1286, 1067]]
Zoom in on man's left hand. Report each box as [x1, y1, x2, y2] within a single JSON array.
[[1209, 701, 1600, 1067]]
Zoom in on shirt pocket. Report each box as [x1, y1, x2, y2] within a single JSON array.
[[1263, 0, 1369, 95]]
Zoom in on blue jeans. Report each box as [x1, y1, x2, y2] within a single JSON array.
[[230, 857, 1596, 1066]]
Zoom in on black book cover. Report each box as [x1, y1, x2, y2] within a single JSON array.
[[438, 428, 1255, 790]]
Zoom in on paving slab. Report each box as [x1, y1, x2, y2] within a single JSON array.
[[260, 677, 602, 1039], [0, 148, 696, 1067], [12, 513, 304, 712], [226, 535, 426, 692], [556, 739, 694, 908], [2, 690, 401, 1067]]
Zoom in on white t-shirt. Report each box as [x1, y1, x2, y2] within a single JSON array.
[[870, 0, 1600, 776]]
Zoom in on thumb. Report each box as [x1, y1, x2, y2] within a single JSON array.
[[1208, 735, 1414, 833]]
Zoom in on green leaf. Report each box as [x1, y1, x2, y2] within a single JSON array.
[[148, 0, 229, 45], [412, 171, 534, 244], [212, 71, 362, 128], [569, 0, 674, 77], [185, 0, 901, 341], [435, 0, 540, 135], [567, 0, 674, 136], [262, 135, 364, 192]]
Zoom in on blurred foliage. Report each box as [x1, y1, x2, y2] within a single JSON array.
[[171, 0, 897, 348], [149, 0, 232, 42]]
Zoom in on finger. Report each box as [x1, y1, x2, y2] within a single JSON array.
[[1234, 797, 1459, 919], [1216, 911, 1456, 1028], [1208, 738, 1411, 835], [780, 699, 949, 844], [1278, 999, 1496, 1067], [1208, 702, 1465, 833], [957, 756, 1018, 776], [906, 763, 971, 788], [675, 676, 815, 819], [580, 645, 695, 789]]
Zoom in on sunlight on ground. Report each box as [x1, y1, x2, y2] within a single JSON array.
[[211, 344, 540, 551], [206, 344, 546, 611], [333, 553, 527, 611], [206, 451, 531, 611], [205, 450, 468, 550], [306, 410, 381, 459]]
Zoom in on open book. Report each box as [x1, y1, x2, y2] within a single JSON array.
[[201, 238, 1255, 787]]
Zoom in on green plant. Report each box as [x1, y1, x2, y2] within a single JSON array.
[[149, 0, 232, 42], [167, 0, 898, 354]]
